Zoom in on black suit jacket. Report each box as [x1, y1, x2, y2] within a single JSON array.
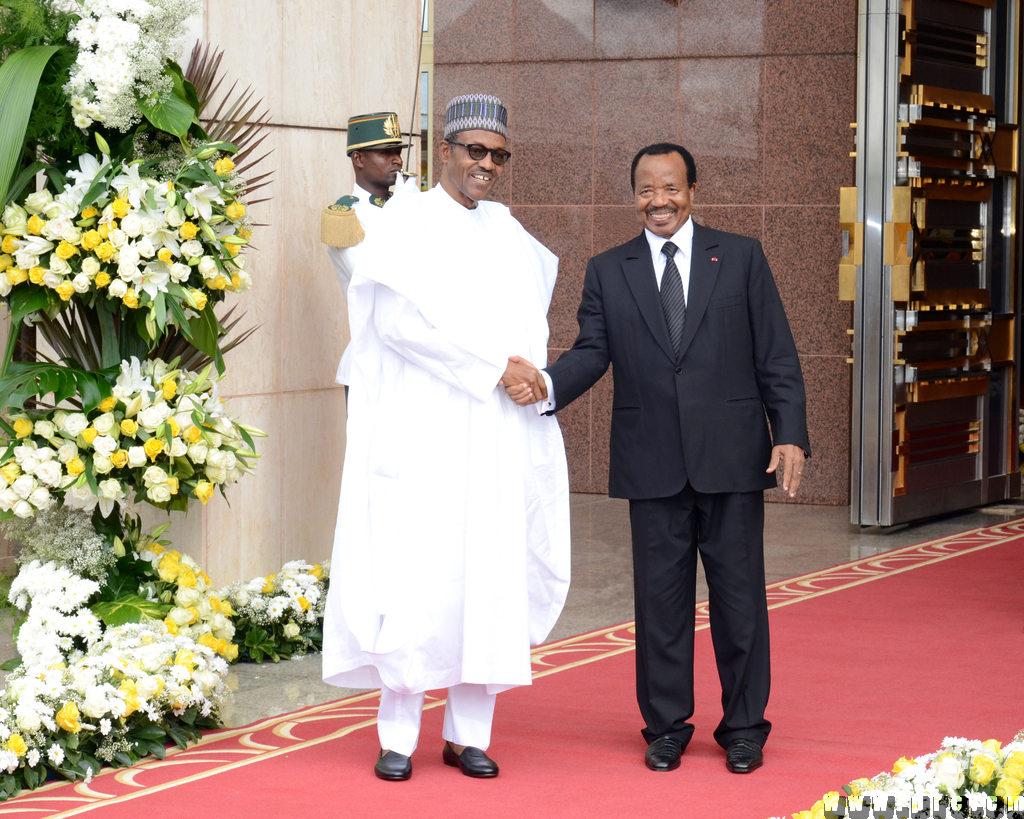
[[546, 222, 810, 500]]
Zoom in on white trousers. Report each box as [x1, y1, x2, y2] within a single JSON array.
[[377, 683, 497, 756]]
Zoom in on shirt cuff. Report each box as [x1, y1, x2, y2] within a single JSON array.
[[537, 371, 556, 414]]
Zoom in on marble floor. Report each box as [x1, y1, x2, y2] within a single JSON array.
[[3, 494, 1022, 730]]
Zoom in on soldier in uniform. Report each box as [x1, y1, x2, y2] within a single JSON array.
[[321, 111, 419, 387]]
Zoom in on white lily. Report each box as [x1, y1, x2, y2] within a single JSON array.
[[184, 184, 223, 223], [112, 162, 150, 209], [138, 261, 170, 301]]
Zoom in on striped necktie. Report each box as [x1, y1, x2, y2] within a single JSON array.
[[660, 241, 685, 355]]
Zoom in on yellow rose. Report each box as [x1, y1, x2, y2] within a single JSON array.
[[29, 266, 46, 284], [261, 575, 275, 593], [1003, 751, 1024, 779], [311, 564, 323, 579], [80, 229, 101, 251], [185, 606, 199, 624], [238, 226, 252, 240], [211, 275, 228, 290], [199, 570, 211, 586], [119, 680, 140, 717], [5, 734, 27, 757], [167, 476, 179, 494], [94, 271, 111, 288], [223, 642, 239, 662], [94, 241, 115, 261], [225, 202, 246, 220], [192, 479, 215, 505], [121, 419, 138, 436], [0, 254, 11, 271], [66, 457, 85, 475], [0, 462, 20, 483], [12, 417, 33, 439], [163, 618, 178, 636], [893, 756, 915, 774], [111, 199, 129, 218], [56, 282, 75, 301], [80, 427, 98, 445], [98, 396, 117, 412], [80, 206, 99, 219], [184, 425, 203, 444], [26, 214, 45, 235], [298, 596, 311, 611], [178, 567, 198, 588], [223, 242, 239, 257], [55, 702, 81, 733], [144, 437, 165, 460], [995, 776, 1024, 805], [179, 222, 199, 240], [230, 273, 241, 289], [157, 247, 174, 264], [168, 418, 180, 437], [6, 267, 27, 285], [148, 542, 164, 556], [198, 634, 218, 651], [983, 739, 1002, 754], [55, 241, 78, 260], [192, 290, 208, 310], [969, 753, 997, 786], [158, 553, 180, 582], [214, 157, 235, 176], [111, 449, 129, 468], [162, 380, 177, 400], [97, 223, 110, 239], [1, 237, 16, 254], [122, 288, 139, 308]]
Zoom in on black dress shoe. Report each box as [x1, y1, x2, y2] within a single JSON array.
[[645, 736, 683, 771], [442, 741, 499, 777], [726, 738, 763, 773], [374, 749, 412, 780]]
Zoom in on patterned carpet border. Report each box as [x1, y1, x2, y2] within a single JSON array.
[[8, 518, 1024, 816]]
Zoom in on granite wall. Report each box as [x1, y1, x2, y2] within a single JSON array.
[[433, 0, 857, 505]]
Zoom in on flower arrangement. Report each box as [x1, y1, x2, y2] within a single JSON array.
[[777, 731, 1024, 819], [220, 560, 330, 662], [0, 355, 262, 521]]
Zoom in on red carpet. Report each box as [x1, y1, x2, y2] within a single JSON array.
[[7, 520, 1024, 818]]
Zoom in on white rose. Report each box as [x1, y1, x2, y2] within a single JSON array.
[[62, 226, 83, 244], [48, 255, 71, 276], [42, 271, 62, 289], [206, 465, 227, 484], [933, 755, 965, 793], [33, 460, 62, 487], [137, 404, 169, 432], [19, 456, 40, 475], [180, 240, 203, 258], [120, 213, 142, 238], [72, 273, 91, 293], [28, 486, 51, 509], [168, 438, 187, 458], [11, 475, 36, 499], [211, 613, 234, 641], [140, 218, 159, 236], [136, 675, 161, 700], [0, 488, 21, 510], [15, 708, 41, 733], [167, 606, 194, 627], [174, 587, 203, 608], [24, 190, 53, 215], [41, 216, 70, 241], [97, 478, 122, 500], [169, 262, 190, 282], [33, 420, 55, 439], [147, 483, 172, 503], [13, 500, 33, 519], [127, 446, 147, 467], [81, 685, 111, 719], [62, 412, 89, 437], [187, 443, 208, 464], [42, 200, 66, 219], [92, 454, 113, 474], [108, 228, 127, 248], [234, 270, 252, 292], [164, 206, 184, 227], [193, 670, 221, 696], [108, 279, 128, 298], [142, 465, 167, 486], [0, 277, 11, 297], [81, 256, 100, 276], [197, 256, 218, 279], [283, 622, 301, 639], [92, 413, 116, 435], [2, 203, 28, 230], [57, 442, 79, 463], [232, 588, 250, 608]]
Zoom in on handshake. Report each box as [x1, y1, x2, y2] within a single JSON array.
[[498, 355, 546, 407]]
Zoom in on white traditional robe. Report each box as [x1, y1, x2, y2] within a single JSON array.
[[322, 184, 571, 695]]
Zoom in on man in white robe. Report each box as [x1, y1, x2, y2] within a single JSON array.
[[322, 93, 571, 781]]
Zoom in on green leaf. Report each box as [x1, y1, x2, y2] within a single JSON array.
[[97, 303, 121, 368], [4, 160, 47, 205], [0, 46, 60, 206], [92, 594, 171, 627], [9, 288, 50, 325], [129, 722, 168, 741], [0, 657, 21, 673], [137, 67, 195, 137]]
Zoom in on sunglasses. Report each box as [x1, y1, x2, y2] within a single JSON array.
[[446, 139, 512, 166]]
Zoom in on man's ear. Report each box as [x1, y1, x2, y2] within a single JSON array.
[[351, 150, 364, 169], [438, 140, 450, 165]]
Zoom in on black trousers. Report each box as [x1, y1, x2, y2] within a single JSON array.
[[629, 484, 771, 750]]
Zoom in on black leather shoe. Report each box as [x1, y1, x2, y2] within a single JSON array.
[[443, 741, 499, 777], [645, 736, 683, 771], [726, 738, 763, 773], [374, 749, 412, 780]]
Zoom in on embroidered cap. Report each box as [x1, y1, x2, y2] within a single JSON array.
[[346, 111, 408, 155], [443, 94, 509, 141]]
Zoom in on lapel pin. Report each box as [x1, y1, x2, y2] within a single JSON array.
[[711, 257, 718, 262]]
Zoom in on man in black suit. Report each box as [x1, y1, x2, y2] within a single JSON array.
[[506, 143, 809, 774]]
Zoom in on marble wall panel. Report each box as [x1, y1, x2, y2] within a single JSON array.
[[593, 206, 642, 256], [512, 206, 592, 350], [202, 393, 285, 582], [763, 206, 851, 357], [351, 0, 422, 127], [511, 61, 594, 206], [764, 55, 857, 205], [691, 205, 764, 242], [548, 351, 591, 488], [764, 0, 858, 55], [678, 0, 767, 57], [435, 0, 514, 64], [280, 389, 346, 566], [763, 354, 850, 505], [678, 58, 764, 206], [513, 0, 594, 62], [275, 128, 354, 394], [593, 60, 680, 206], [595, 0, 678, 59]]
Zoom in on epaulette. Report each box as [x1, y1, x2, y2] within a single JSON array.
[[321, 195, 365, 248]]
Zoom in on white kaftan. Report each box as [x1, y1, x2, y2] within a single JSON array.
[[322, 184, 570, 695]]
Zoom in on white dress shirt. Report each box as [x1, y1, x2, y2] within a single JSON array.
[[537, 217, 694, 413]]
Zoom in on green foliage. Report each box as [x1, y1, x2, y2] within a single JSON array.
[[0, 361, 115, 412], [0, 44, 60, 205], [92, 594, 172, 627]]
